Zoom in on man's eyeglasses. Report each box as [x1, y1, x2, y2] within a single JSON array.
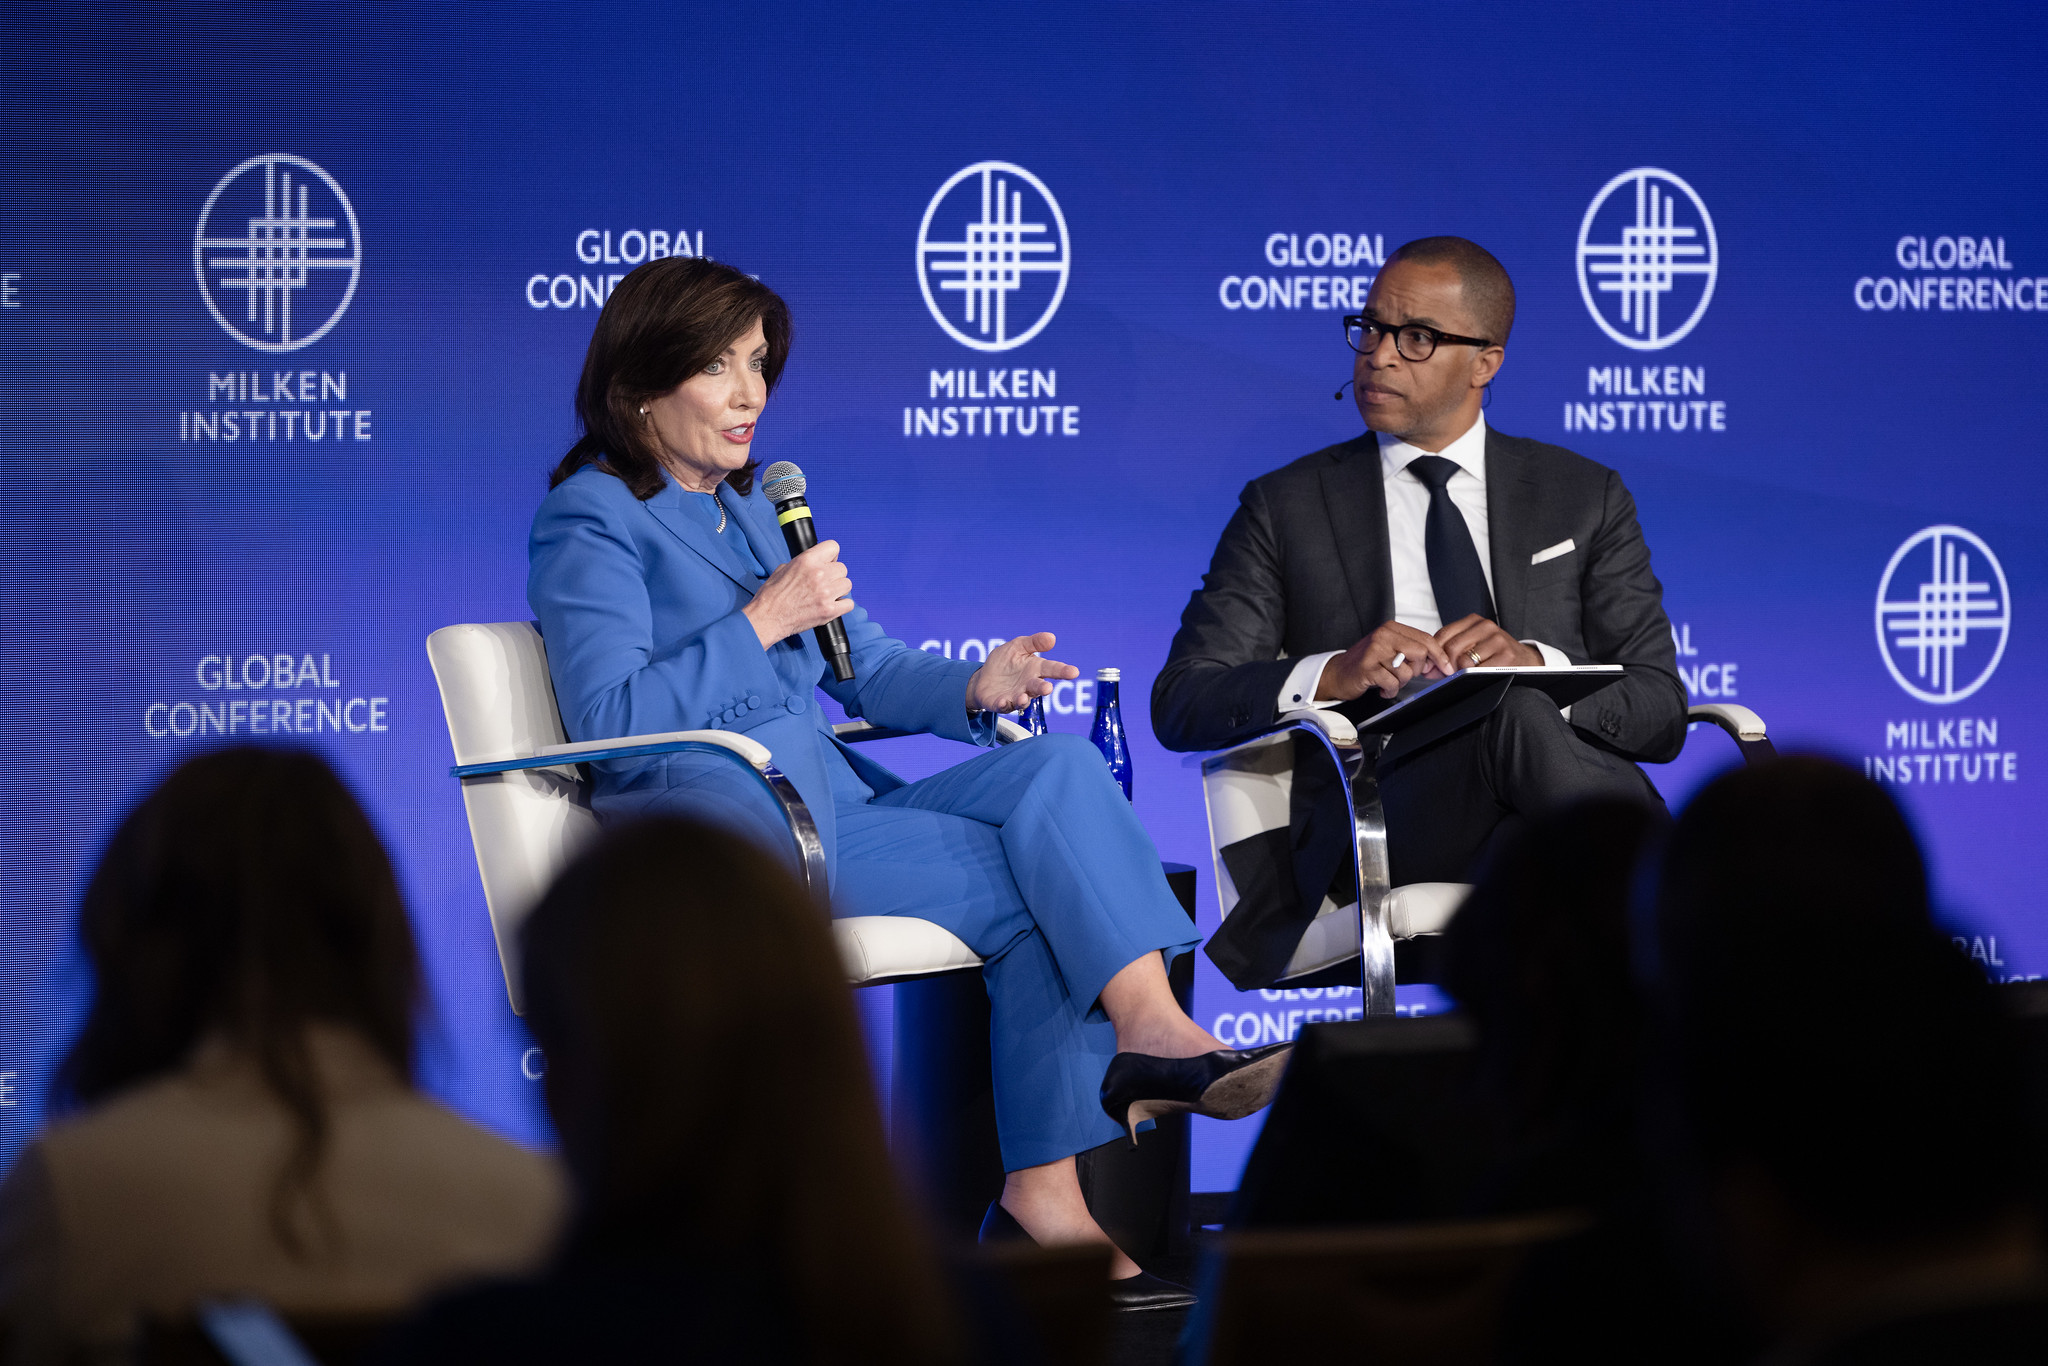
[[1343, 314, 1494, 362]]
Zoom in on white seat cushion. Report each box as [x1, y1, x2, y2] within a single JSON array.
[[833, 916, 982, 984], [1384, 881, 1472, 939], [1271, 881, 1478, 984]]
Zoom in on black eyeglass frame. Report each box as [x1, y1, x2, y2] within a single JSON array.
[[1342, 313, 1495, 362]]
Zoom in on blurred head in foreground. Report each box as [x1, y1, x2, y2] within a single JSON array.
[[520, 817, 962, 1364], [59, 745, 419, 1245], [1648, 757, 2039, 1341], [1445, 798, 1665, 1161]]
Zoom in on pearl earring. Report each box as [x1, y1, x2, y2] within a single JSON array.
[[639, 407, 648, 415]]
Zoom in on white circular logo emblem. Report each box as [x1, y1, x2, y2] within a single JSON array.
[[194, 154, 362, 353], [916, 161, 1070, 352], [1575, 167, 1718, 351], [1876, 525, 2011, 704]]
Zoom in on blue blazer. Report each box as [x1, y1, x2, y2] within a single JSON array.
[[528, 464, 991, 883]]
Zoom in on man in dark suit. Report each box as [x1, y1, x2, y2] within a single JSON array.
[[1153, 237, 1686, 885]]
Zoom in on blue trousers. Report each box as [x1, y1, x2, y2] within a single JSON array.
[[601, 733, 1199, 1169], [829, 735, 1200, 1170]]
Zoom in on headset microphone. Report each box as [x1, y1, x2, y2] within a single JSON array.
[[760, 461, 856, 682], [1334, 378, 1356, 400]]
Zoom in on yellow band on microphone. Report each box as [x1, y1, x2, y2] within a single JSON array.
[[776, 506, 813, 527]]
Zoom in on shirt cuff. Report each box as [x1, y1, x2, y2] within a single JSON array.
[[1277, 651, 1344, 715], [1521, 639, 1573, 719]]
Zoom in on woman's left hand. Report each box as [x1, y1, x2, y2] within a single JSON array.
[[965, 633, 1080, 713]]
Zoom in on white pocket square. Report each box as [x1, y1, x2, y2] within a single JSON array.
[[1531, 539, 1576, 565]]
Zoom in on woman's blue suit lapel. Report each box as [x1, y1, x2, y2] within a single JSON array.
[[732, 489, 788, 584], [640, 482, 769, 595]]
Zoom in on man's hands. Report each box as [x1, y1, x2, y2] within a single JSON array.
[[965, 632, 1081, 713], [1435, 615, 1543, 676], [1317, 621, 1450, 701], [744, 540, 853, 650], [1316, 615, 1543, 701]]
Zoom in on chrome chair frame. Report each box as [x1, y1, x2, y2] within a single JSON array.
[[445, 715, 1030, 902], [1199, 697, 1774, 1014], [451, 732, 831, 891]]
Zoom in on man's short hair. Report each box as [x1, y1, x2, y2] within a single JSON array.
[[1385, 237, 1516, 345]]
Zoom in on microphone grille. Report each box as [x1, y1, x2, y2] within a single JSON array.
[[762, 461, 806, 501]]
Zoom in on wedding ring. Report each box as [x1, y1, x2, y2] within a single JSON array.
[[1468, 649, 1484, 666], [1388, 652, 1406, 671]]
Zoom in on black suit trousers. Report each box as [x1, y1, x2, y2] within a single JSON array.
[[1379, 687, 1667, 885]]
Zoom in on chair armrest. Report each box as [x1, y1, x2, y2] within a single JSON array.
[[1687, 703, 1767, 744], [833, 717, 1033, 745], [1190, 712, 1362, 772], [445, 724, 828, 901], [834, 720, 912, 743], [1276, 707, 1360, 748], [1687, 703, 1776, 764], [451, 728, 770, 779]]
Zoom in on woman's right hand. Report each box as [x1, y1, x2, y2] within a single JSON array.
[[743, 540, 854, 650]]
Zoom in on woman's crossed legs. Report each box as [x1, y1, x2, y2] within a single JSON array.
[[834, 735, 1223, 1276]]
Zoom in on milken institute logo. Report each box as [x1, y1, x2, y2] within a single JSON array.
[[1577, 167, 1718, 351], [1877, 525, 2011, 705], [194, 154, 362, 353], [917, 161, 1070, 352]]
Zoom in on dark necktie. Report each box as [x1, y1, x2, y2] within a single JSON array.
[[1406, 454, 1496, 625]]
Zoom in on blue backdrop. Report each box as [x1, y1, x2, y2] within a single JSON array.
[[4, 2, 2044, 1195]]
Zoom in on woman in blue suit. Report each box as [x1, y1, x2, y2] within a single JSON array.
[[529, 259, 1288, 1304]]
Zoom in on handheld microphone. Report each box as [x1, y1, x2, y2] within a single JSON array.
[[761, 461, 856, 682], [1334, 378, 1356, 400]]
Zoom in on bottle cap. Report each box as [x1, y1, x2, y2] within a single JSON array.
[[1096, 667, 1120, 682]]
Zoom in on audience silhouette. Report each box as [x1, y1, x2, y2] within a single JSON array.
[[380, 817, 985, 1366], [1444, 799, 1747, 1364], [6, 745, 2045, 1365], [1647, 757, 2046, 1364], [0, 747, 564, 1364]]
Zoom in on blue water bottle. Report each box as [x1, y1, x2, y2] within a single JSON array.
[[1089, 667, 1133, 801], [1017, 693, 1049, 736]]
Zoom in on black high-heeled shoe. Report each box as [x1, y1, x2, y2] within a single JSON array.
[[1098, 1041, 1294, 1146], [978, 1200, 1197, 1312]]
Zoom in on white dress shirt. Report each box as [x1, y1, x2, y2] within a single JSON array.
[[1279, 414, 1569, 711]]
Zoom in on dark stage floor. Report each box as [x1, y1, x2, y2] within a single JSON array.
[[1109, 1302, 1189, 1366]]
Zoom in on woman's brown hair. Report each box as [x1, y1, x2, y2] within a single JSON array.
[[548, 257, 794, 500], [521, 818, 964, 1365], [57, 746, 420, 1253]]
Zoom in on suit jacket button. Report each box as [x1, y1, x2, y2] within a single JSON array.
[[747, 695, 762, 708], [785, 696, 806, 714]]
